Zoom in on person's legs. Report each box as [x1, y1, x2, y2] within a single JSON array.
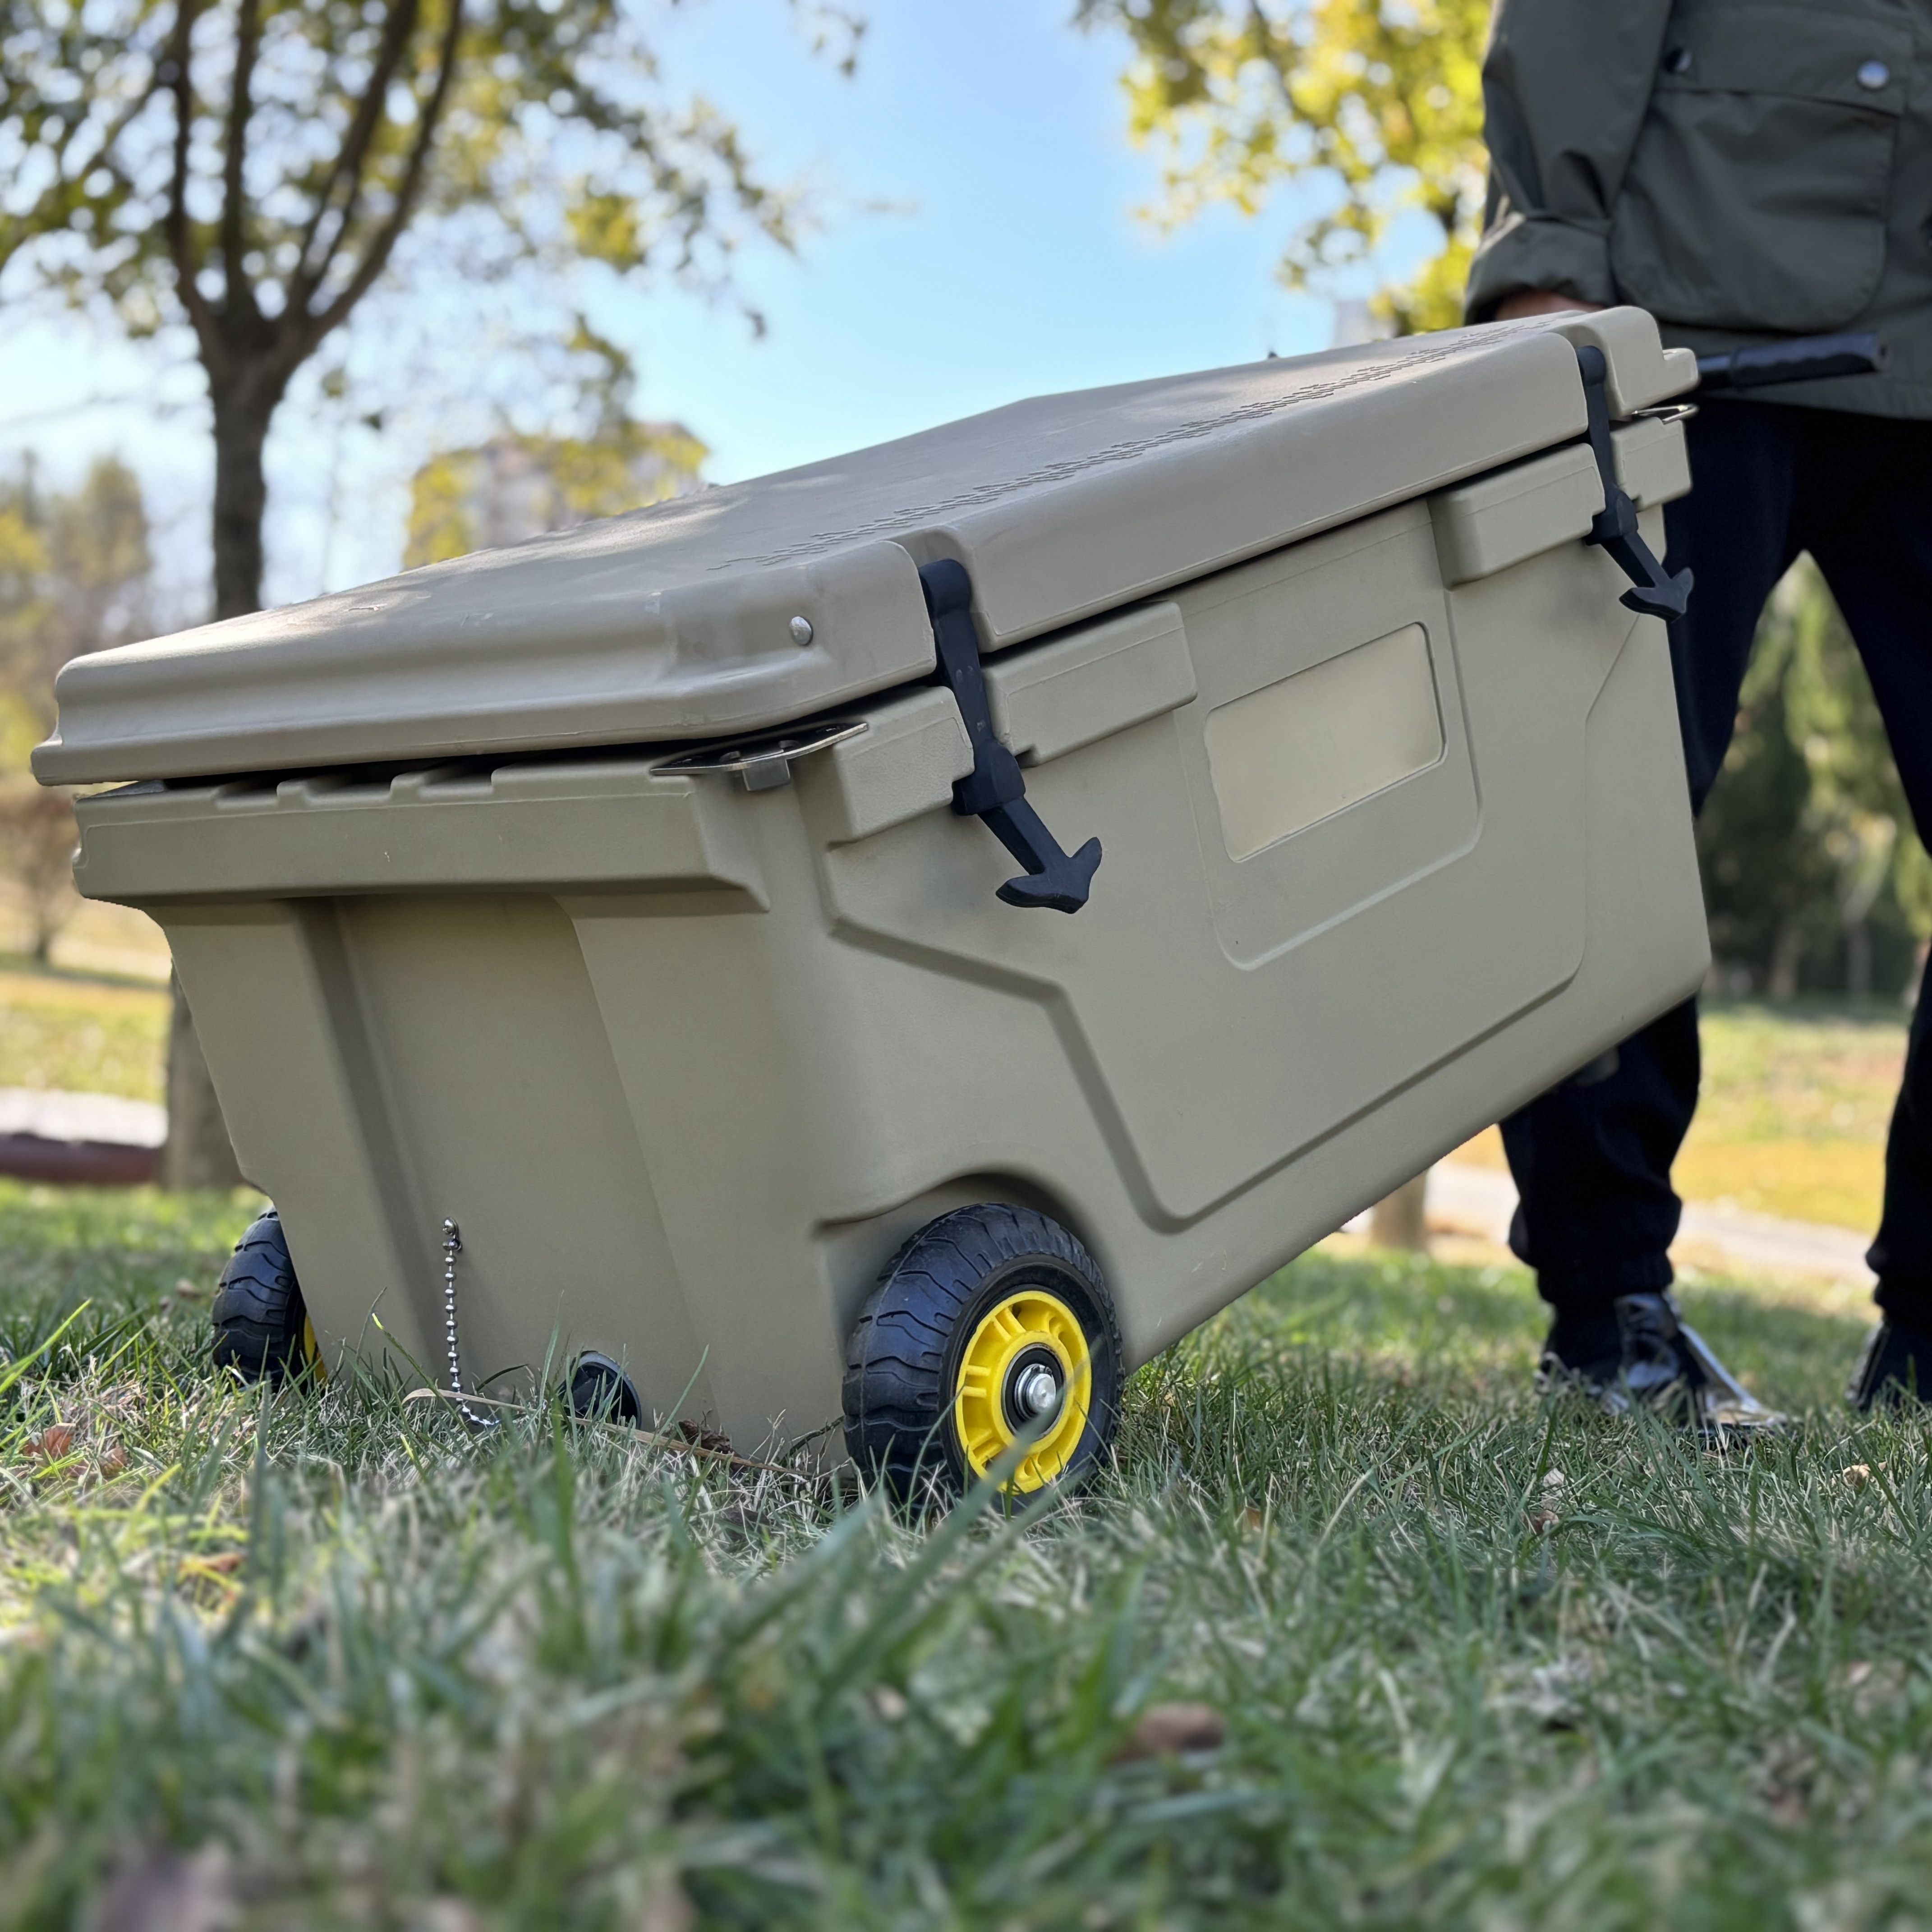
[[1796, 413, 1932, 1397], [1868, 984, 1932, 1322], [1853, 978, 1932, 1403], [1501, 401, 1803, 1375], [1502, 1000, 1697, 1331]]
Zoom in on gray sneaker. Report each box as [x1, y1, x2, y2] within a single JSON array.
[[1539, 1291, 1784, 1434]]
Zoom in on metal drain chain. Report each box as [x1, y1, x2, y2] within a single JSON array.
[[441, 1219, 496, 1430]]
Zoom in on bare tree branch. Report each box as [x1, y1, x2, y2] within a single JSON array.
[[288, 0, 424, 310], [308, 0, 464, 345], [219, 0, 263, 325], [163, 0, 218, 359], [68, 72, 170, 200]]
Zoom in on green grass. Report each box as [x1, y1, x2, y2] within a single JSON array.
[[1455, 996, 1912, 1234], [1679, 998, 1911, 1232], [4, 1189, 1932, 1927], [0, 967, 169, 1102]]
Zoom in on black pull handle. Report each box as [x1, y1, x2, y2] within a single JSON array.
[[919, 559, 1102, 914], [1697, 331, 1886, 392], [1574, 344, 1694, 622]]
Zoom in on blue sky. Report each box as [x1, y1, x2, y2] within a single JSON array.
[[0, 0, 1344, 612]]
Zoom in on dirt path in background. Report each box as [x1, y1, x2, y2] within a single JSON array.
[[1421, 1159, 1874, 1289]]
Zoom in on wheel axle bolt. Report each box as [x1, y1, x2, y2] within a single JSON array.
[[1014, 1364, 1061, 1417]]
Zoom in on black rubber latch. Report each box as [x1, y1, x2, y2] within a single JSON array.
[[918, 558, 1102, 913], [1574, 343, 1693, 622]]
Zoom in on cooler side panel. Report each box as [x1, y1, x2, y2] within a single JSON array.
[[325, 894, 716, 1422], [812, 503, 1622, 1224], [162, 902, 438, 1367], [803, 503, 1703, 1360], [1080, 608, 1704, 1365]]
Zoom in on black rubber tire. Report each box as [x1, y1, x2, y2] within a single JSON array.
[[568, 1352, 644, 1425], [211, 1209, 311, 1384], [842, 1203, 1123, 1498]]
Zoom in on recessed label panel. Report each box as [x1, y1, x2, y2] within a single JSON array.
[[1202, 623, 1444, 861]]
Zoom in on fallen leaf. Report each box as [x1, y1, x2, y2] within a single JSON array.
[[637, 1866, 695, 1932], [1521, 1659, 1585, 1726], [95, 1844, 235, 1932], [1526, 1469, 1567, 1532], [1842, 1464, 1872, 1490], [24, 1424, 76, 1462], [1111, 1701, 1227, 1763], [98, 1445, 128, 1478], [1837, 1657, 1903, 1717], [411, 1900, 485, 1932], [179, 1551, 245, 1579]]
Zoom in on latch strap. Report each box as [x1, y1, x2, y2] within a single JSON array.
[[919, 559, 1102, 914], [1574, 343, 1694, 623]]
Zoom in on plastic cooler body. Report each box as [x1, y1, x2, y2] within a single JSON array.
[[58, 313, 1708, 1453]]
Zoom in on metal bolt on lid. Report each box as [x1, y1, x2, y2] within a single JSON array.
[[788, 615, 814, 647]]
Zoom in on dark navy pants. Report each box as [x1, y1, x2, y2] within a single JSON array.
[[1500, 399, 1932, 1328]]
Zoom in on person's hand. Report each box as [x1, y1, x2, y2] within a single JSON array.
[[1495, 291, 1604, 320]]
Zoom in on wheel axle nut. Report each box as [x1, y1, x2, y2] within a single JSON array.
[[1014, 1364, 1061, 1417]]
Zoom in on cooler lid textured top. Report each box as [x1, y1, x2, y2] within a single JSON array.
[[36, 309, 1691, 784]]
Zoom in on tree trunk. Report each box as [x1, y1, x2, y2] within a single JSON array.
[[1906, 939, 1930, 1013], [1767, 917, 1803, 1001], [160, 385, 278, 1189], [1846, 916, 1873, 1000], [163, 971, 244, 1189], [1368, 1169, 1431, 1253], [211, 384, 275, 621]]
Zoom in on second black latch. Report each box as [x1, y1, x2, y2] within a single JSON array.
[[919, 559, 1103, 914], [1574, 342, 1693, 622]]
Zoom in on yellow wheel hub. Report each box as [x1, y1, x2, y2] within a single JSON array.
[[953, 1287, 1092, 1490], [301, 1313, 325, 1381]]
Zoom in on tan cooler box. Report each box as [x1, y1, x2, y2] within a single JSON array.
[[40, 307, 1708, 1490]]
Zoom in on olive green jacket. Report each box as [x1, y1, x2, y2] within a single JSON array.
[[1466, 0, 1932, 417]]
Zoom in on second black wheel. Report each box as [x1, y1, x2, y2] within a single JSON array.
[[842, 1203, 1123, 1497], [567, 1352, 644, 1424], [211, 1208, 314, 1384]]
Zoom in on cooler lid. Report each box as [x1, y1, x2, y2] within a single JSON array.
[[36, 308, 1691, 785]]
